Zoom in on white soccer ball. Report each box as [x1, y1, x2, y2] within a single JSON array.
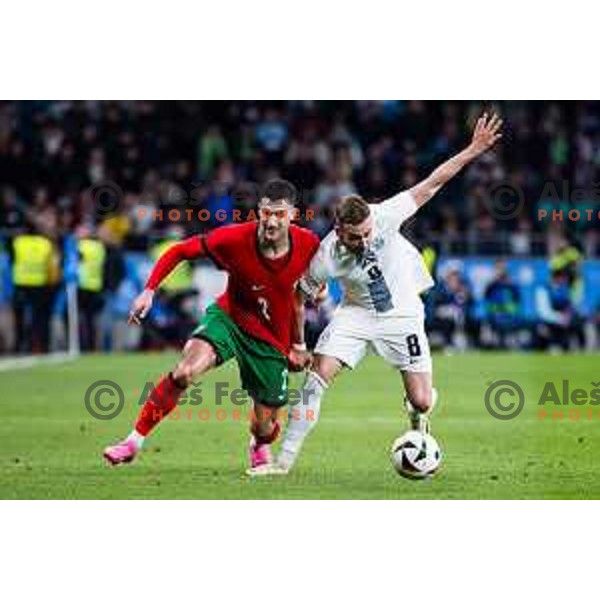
[[390, 431, 442, 479]]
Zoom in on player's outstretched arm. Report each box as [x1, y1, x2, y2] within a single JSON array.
[[288, 289, 311, 372], [128, 236, 205, 325], [408, 112, 503, 208]]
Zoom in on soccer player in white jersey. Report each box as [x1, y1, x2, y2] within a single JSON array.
[[248, 112, 503, 476]]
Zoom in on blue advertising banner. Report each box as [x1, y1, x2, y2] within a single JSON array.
[[437, 258, 600, 320]]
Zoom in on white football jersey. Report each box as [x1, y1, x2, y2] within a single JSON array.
[[305, 191, 434, 318]]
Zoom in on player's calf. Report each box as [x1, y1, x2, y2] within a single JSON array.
[[103, 372, 186, 466], [408, 386, 434, 413], [405, 388, 438, 434], [401, 370, 436, 432], [103, 339, 216, 466], [277, 369, 329, 472]]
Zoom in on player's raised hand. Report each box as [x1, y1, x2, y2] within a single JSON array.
[[128, 289, 155, 325], [469, 112, 503, 156]]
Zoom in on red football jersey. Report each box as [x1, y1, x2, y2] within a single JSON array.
[[202, 221, 320, 355]]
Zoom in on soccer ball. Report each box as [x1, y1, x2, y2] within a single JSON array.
[[390, 431, 442, 479]]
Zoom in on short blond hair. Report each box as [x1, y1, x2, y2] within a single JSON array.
[[334, 195, 370, 225]]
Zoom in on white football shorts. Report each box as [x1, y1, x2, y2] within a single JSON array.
[[315, 306, 432, 373]]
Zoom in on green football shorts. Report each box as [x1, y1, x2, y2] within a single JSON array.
[[191, 304, 289, 407]]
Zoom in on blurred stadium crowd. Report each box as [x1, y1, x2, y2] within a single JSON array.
[[1, 100, 599, 355]]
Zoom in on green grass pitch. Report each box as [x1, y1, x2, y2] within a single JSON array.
[[1, 352, 599, 499]]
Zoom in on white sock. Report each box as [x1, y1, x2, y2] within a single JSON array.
[[279, 371, 327, 469], [126, 430, 146, 451]]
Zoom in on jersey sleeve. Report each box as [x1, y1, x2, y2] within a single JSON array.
[[376, 190, 418, 230], [202, 225, 240, 270], [297, 237, 330, 300], [145, 236, 204, 290]]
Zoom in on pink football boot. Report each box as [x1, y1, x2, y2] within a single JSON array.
[[103, 438, 139, 466], [249, 437, 272, 469]]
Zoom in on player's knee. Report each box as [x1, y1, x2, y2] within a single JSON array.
[[409, 388, 432, 413], [312, 355, 341, 386]]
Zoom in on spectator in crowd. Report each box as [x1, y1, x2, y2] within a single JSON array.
[[483, 260, 521, 349], [549, 232, 583, 302], [510, 214, 533, 255], [197, 125, 229, 179], [1, 100, 600, 354], [2, 100, 599, 256], [0, 186, 26, 230], [9, 220, 61, 354], [314, 163, 357, 207], [535, 270, 583, 351], [255, 107, 288, 164], [97, 220, 127, 338], [76, 225, 107, 352], [0, 238, 13, 353], [429, 268, 475, 351]]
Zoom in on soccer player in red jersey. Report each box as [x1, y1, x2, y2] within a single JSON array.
[[103, 179, 320, 469]]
